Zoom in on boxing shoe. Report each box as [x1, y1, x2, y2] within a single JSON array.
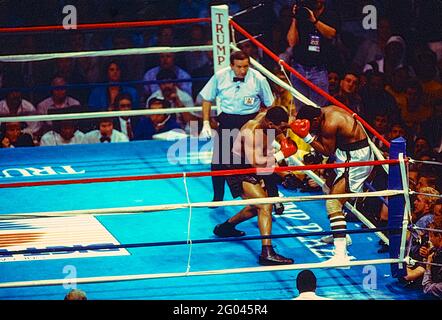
[[320, 234, 352, 246], [213, 221, 245, 237], [258, 245, 294, 266], [273, 202, 285, 215]]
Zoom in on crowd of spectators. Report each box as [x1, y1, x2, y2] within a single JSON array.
[[0, 0, 441, 299]]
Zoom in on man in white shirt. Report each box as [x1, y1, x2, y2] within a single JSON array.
[[142, 52, 192, 98], [40, 119, 84, 146], [293, 270, 332, 300], [0, 79, 40, 139], [81, 118, 129, 144]]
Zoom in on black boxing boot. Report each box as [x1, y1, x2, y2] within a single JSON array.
[[258, 245, 294, 265], [213, 220, 246, 237]]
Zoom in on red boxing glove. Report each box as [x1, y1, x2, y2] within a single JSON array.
[[289, 119, 315, 144], [274, 137, 298, 162]]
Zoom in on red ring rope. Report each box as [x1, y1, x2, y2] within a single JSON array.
[[0, 17, 210, 33], [0, 159, 402, 189], [229, 20, 391, 149]]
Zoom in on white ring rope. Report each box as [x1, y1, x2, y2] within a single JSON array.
[[0, 190, 405, 219], [0, 258, 402, 289], [409, 158, 442, 166], [0, 106, 209, 123], [0, 45, 213, 63], [410, 191, 442, 199]]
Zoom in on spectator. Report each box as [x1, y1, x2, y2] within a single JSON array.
[[64, 289, 87, 300], [363, 35, 412, 81], [142, 52, 192, 98], [422, 221, 442, 299], [286, 0, 340, 107], [183, 24, 209, 74], [359, 71, 400, 124], [69, 32, 101, 85], [112, 93, 138, 141], [385, 66, 410, 112], [413, 137, 432, 159], [293, 269, 331, 300], [403, 187, 440, 285], [146, 69, 197, 134], [400, 79, 433, 136], [88, 61, 139, 112], [369, 111, 389, 153], [81, 118, 129, 144], [0, 122, 34, 148], [191, 40, 214, 101], [327, 70, 340, 97], [414, 49, 442, 108], [36, 76, 80, 135], [419, 98, 442, 154], [111, 31, 146, 82], [133, 98, 180, 140], [334, 71, 363, 114], [39, 107, 85, 146], [0, 74, 40, 140], [352, 16, 393, 73], [51, 58, 88, 103]]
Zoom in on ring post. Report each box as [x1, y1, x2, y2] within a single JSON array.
[[388, 137, 407, 278]]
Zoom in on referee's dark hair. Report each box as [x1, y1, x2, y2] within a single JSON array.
[[230, 50, 250, 64], [265, 106, 288, 126]]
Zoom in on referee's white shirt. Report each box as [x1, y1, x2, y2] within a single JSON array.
[[199, 67, 274, 115]]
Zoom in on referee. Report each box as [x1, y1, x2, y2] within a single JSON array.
[[199, 51, 279, 207]]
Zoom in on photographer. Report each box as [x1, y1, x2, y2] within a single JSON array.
[[286, 0, 340, 108]]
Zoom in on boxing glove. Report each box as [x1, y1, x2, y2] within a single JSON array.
[[290, 119, 315, 144]]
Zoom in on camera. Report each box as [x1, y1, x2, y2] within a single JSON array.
[[293, 0, 317, 21]]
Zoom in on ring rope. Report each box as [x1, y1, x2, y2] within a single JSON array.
[[0, 106, 207, 123], [0, 159, 403, 189], [410, 226, 442, 233], [0, 17, 210, 34], [408, 158, 442, 166], [0, 227, 395, 256], [0, 258, 402, 289], [0, 44, 213, 62], [0, 190, 405, 219], [410, 191, 442, 199], [0, 77, 210, 95]]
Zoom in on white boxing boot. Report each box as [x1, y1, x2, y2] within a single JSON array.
[[320, 237, 351, 269]]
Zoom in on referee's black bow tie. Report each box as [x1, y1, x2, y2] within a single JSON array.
[[233, 77, 245, 82], [100, 136, 111, 143]]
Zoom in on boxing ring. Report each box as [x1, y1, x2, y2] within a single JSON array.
[[0, 138, 425, 300], [0, 4, 440, 301]]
